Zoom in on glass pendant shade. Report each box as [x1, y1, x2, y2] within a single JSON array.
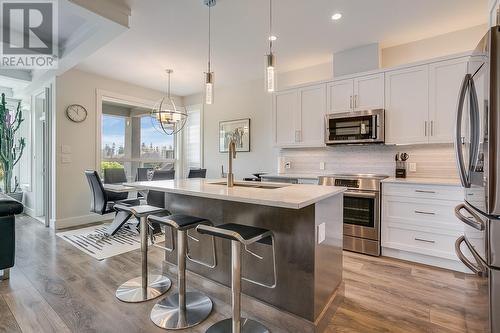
[[205, 71, 214, 104], [151, 70, 187, 135], [266, 53, 276, 93]]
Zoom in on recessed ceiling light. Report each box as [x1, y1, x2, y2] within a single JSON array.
[[331, 13, 342, 21], [269, 35, 277, 41]]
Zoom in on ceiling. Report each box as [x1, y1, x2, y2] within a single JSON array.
[[76, 0, 488, 96]]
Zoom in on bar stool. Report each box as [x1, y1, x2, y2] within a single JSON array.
[[196, 223, 277, 333], [113, 204, 172, 303], [147, 214, 216, 330]]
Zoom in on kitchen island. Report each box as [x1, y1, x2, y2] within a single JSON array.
[[125, 179, 345, 332]]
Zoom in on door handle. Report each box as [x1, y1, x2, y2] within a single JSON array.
[[455, 74, 471, 188], [350, 96, 353, 109], [455, 236, 486, 276], [454, 203, 485, 231], [424, 121, 428, 136], [354, 95, 358, 109], [430, 120, 434, 136]]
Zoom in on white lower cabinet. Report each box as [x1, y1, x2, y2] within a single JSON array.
[[382, 182, 467, 272]]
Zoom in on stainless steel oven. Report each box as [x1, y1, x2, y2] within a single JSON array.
[[319, 174, 388, 256], [325, 109, 385, 145]]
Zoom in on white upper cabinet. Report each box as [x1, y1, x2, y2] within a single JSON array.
[[385, 65, 429, 145], [299, 84, 326, 146], [428, 58, 468, 143], [273, 83, 326, 147], [273, 90, 298, 146], [327, 79, 353, 113], [354, 73, 385, 110], [327, 73, 384, 113]]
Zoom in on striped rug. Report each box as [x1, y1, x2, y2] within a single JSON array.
[[56, 224, 165, 260]]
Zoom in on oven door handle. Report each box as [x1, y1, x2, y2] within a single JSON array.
[[345, 191, 377, 199], [454, 203, 485, 231], [455, 236, 486, 276]]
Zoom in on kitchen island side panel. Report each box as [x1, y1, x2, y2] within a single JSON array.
[[162, 192, 318, 320]]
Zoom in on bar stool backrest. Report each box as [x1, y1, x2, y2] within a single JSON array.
[[188, 169, 207, 179]]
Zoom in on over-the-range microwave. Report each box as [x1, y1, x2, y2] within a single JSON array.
[[325, 109, 385, 145]]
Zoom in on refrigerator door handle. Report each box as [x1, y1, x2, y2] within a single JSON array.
[[454, 203, 485, 231], [455, 74, 471, 188], [455, 236, 487, 276], [468, 77, 481, 175]]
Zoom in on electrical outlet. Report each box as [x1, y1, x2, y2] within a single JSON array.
[[317, 223, 326, 244], [409, 162, 417, 172], [319, 162, 325, 170], [284, 161, 291, 169]]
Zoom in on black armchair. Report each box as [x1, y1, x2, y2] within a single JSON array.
[[0, 193, 24, 280]]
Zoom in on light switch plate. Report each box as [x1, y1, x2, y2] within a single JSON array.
[[409, 162, 417, 172], [61, 155, 72, 164], [61, 145, 72, 154], [319, 162, 325, 170], [317, 223, 326, 244]]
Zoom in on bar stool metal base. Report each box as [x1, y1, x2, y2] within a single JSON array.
[[116, 274, 171, 303], [205, 318, 270, 333], [150, 291, 212, 329]]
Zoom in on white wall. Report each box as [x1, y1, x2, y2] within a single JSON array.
[[381, 24, 487, 68], [184, 79, 277, 180], [54, 68, 180, 228]]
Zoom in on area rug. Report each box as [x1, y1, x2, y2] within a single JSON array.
[[56, 224, 164, 260]]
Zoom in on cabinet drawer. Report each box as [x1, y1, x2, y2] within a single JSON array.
[[383, 196, 463, 232], [382, 183, 462, 201], [383, 226, 459, 260]]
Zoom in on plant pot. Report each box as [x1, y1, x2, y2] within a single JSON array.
[[6, 192, 23, 202]]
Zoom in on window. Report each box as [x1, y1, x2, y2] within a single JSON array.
[[102, 115, 126, 159], [140, 116, 174, 160]]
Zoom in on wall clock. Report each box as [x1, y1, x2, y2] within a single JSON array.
[[66, 104, 87, 123]]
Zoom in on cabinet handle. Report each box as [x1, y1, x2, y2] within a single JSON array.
[[350, 96, 353, 109], [431, 120, 434, 136], [414, 210, 436, 215], [415, 190, 435, 194], [355, 95, 358, 108], [415, 238, 435, 244], [424, 121, 428, 136]]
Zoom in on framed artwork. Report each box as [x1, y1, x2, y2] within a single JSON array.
[[219, 118, 250, 153]]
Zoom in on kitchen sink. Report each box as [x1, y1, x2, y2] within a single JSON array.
[[208, 181, 288, 189]]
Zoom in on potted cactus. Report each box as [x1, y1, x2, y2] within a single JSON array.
[[0, 93, 25, 201]]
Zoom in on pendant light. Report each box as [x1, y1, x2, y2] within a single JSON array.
[[204, 0, 215, 104], [266, 0, 276, 93], [151, 69, 188, 135]]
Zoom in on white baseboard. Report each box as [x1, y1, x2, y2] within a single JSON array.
[[23, 206, 35, 217], [50, 213, 113, 230], [382, 247, 471, 273]]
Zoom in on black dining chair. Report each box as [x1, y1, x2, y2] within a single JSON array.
[[104, 168, 127, 184], [188, 168, 207, 179], [152, 169, 175, 180], [136, 167, 154, 181], [84, 170, 140, 235]]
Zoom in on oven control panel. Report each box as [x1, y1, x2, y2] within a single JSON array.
[[334, 179, 359, 188]]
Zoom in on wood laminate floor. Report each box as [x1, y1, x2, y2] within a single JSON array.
[[0, 215, 488, 333]]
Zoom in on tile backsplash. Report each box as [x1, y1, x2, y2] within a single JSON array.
[[278, 144, 458, 179]]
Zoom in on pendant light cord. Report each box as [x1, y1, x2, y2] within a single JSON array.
[[208, 3, 211, 73], [269, 0, 273, 52]]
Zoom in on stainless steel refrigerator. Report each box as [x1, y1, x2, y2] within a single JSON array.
[[454, 25, 500, 333]]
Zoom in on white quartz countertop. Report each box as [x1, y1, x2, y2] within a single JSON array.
[[124, 179, 346, 209], [260, 173, 325, 180], [382, 177, 461, 186]]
